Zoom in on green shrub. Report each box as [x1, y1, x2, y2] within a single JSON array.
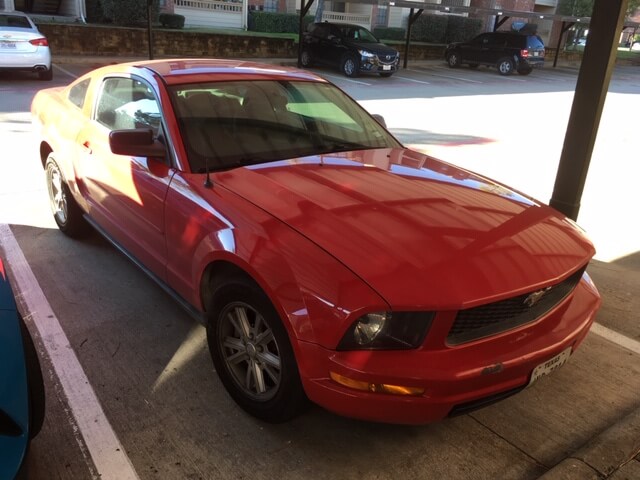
[[410, 14, 447, 43], [445, 15, 483, 43], [373, 27, 406, 41], [101, 0, 159, 26], [85, 0, 108, 23], [249, 11, 314, 34], [159, 13, 185, 29]]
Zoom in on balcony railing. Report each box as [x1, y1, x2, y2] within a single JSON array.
[[175, 0, 242, 13], [321, 11, 371, 26]]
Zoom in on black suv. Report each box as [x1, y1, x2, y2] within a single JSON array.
[[301, 22, 400, 78], [444, 31, 545, 75]]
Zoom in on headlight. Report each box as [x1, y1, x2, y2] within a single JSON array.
[[358, 49, 376, 58], [337, 311, 434, 350]]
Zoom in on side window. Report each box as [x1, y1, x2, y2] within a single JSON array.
[[95, 77, 161, 135], [68, 79, 91, 109]]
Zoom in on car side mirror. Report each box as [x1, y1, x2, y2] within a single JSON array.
[[109, 128, 166, 160]]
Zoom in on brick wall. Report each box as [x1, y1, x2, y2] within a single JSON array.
[[37, 23, 298, 58]]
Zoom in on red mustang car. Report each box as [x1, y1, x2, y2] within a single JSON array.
[[31, 59, 600, 424]]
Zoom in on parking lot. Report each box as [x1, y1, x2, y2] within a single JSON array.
[[1, 59, 639, 480]]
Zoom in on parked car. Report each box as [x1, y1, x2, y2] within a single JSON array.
[[0, 11, 52, 81], [0, 258, 45, 478], [300, 22, 400, 77], [445, 31, 545, 75], [31, 59, 600, 425]]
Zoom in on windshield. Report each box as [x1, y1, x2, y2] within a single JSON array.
[[340, 26, 378, 43], [169, 80, 400, 173]]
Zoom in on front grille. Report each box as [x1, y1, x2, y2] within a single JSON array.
[[447, 266, 586, 345]]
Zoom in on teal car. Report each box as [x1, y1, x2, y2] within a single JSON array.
[[0, 258, 45, 479]]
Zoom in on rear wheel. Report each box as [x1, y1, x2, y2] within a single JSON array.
[[518, 66, 533, 75], [300, 49, 312, 68], [19, 314, 45, 438], [341, 55, 359, 77], [497, 57, 514, 75], [45, 155, 88, 237], [206, 278, 308, 423], [446, 52, 461, 68]]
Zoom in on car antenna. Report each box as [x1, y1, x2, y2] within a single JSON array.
[[203, 157, 213, 189]]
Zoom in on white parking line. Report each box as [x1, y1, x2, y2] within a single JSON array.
[[0, 224, 140, 480], [591, 323, 640, 355], [395, 76, 431, 85], [321, 73, 373, 86], [53, 63, 80, 79], [409, 70, 484, 84]]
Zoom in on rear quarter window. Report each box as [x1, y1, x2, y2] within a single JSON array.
[[527, 36, 545, 49], [68, 79, 91, 109]]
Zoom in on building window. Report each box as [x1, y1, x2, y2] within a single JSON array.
[[376, 5, 388, 26]]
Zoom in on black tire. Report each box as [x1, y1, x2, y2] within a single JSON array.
[[379, 72, 394, 78], [497, 57, 515, 75], [206, 278, 308, 423], [446, 52, 461, 68], [45, 155, 88, 237], [38, 68, 53, 81], [518, 67, 533, 75], [19, 314, 45, 438], [341, 55, 359, 77], [300, 49, 313, 68]]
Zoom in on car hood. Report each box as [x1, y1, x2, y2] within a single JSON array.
[[349, 41, 398, 57], [215, 148, 595, 309]]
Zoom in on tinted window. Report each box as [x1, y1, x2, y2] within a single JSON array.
[[68, 79, 91, 109], [0, 15, 32, 29], [96, 77, 161, 134], [169, 80, 400, 173], [505, 35, 526, 48]]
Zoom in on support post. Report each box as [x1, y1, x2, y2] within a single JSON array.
[[297, 0, 315, 68], [549, 0, 628, 220], [403, 8, 423, 70], [147, 0, 154, 60]]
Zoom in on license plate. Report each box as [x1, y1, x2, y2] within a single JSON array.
[[382, 65, 391, 71], [533, 51, 539, 57], [528, 347, 572, 386], [0, 42, 17, 49]]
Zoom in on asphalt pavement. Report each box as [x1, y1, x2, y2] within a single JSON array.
[[3, 53, 639, 479]]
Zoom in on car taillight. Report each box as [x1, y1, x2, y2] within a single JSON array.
[[521, 49, 529, 58], [29, 38, 49, 47]]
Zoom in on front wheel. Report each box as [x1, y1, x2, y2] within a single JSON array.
[[446, 52, 461, 68], [497, 57, 515, 75], [341, 55, 359, 77], [45, 155, 88, 237], [206, 278, 308, 423]]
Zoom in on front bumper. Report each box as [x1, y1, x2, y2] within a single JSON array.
[[360, 56, 399, 74], [297, 274, 600, 424]]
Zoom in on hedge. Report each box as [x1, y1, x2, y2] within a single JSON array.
[[249, 11, 314, 34], [410, 14, 448, 43], [100, 0, 159, 26], [159, 13, 185, 29], [445, 15, 483, 43], [373, 27, 406, 41]]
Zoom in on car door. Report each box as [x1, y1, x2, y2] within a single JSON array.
[[459, 33, 491, 64], [76, 75, 174, 279]]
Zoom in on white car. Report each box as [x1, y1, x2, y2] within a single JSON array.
[[0, 11, 52, 80]]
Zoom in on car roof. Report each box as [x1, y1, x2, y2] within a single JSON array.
[[87, 58, 329, 86]]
